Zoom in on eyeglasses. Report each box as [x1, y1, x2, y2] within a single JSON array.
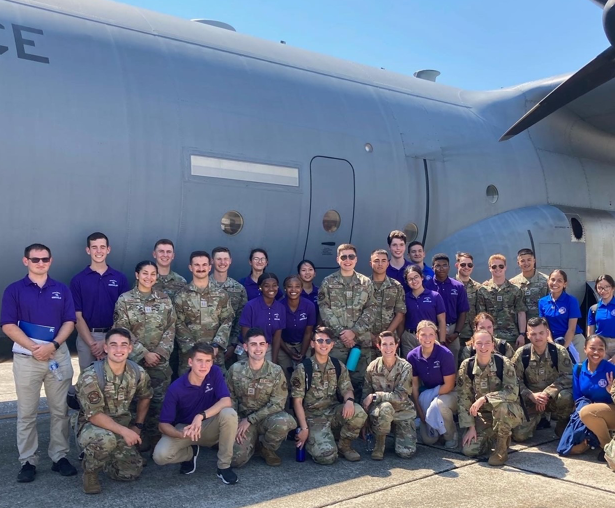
[[490, 264, 505, 270], [459, 263, 473, 268], [29, 257, 51, 264], [314, 338, 333, 345], [252, 257, 267, 263], [433, 265, 449, 270], [340, 254, 356, 261], [597, 286, 612, 292]]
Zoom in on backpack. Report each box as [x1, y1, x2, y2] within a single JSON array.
[[466, 353, 505, 383], [520, 342, 575, 386], [302, 357, 342, 401]]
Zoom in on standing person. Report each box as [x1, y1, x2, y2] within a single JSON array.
[[538, 269, 586, 362], [386, 230, 412, 290], [425, 253, 469, 362], [455, 252, 482, 347], [407, 241, 435, 283], [210, 247, 248, 367], [459, 312, 514, 365], [239, 273, 286, 363], [71, 232, 130, 372], [239, 248, 282, 301], [152, 239, 187, 302], [477, 254, 527, 348], [75, 328, 153, 494], [318, 244, 376, 399], [457, 329, 524, 466], [174, 251, 234, 374], [511, 317, 574, 441], [227, 328, 297, 468], [291, 327, 368, 464], [401, 265, 446, 359], [152, 344, 239, 484], [278, 275, 317, 384], [369, 249, 406, 364], [510, 248, 549, 321], [407, 321, 458, 448], [297, 260, 320, 320], [113, 260, 177, 450], [363, 331, 416, 460], [587, 274, 615, 360], [1, 243, 78, 482]]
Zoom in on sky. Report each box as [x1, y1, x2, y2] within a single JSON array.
[[118, 0, 606, 91]]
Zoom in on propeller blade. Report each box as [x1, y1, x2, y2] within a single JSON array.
[[500, 45, 615, 141]]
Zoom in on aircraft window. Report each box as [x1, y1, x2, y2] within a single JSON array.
[[364, 143, 373, 153], [403, 223, 419, 242], [570, 217, 584, 241], [323, 210, 341, 233], [221, 211, 244, 236], [486, 185, 499, 203], [191, 155, 299, 187]]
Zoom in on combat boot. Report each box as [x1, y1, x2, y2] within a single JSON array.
[[338, 438, 361, 462], [488, 435, 510, 467], [371, 435, 386, 461], [555, 418, 569, 438], [82, 470, 102, 494], [260, 446, 282, 466]]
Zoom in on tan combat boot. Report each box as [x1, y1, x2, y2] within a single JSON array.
[[371, 435, 386, 461], [488, 435, 510, 467], [82, 470, 102, 494], [338, 438, 361, 462], [260, 446, 282, 466]]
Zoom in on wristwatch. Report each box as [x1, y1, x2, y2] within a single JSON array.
[[134, 422, 144, 430], [52, 340, 60, 350], [345, 397, 355, 403], [200, 411, 208, 420]]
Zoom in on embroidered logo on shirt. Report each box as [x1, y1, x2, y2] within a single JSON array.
[[599, 378, 608, 388], [433, 360, 441, 369], [451, 289, 458, 296], [423, 297, 432, 303], [108, 280, 118, 287], [558, 307, 567, 315], [611, 309, 615, 317], [51, 292, 62, 300], [204, 383, 213, 393], [273, 313, 280, 321], [299, 313, 307, 321]]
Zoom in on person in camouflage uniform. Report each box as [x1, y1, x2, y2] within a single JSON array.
[[509, 248, 549, 322], [363, 331, 415, 460], [457, 329, 524, 466], [369, 250, 406, 365], [477, 254, 527, 347], [292, 326, 367, 464], [511, 317, 574, 441], [455, 252, 482, 344], [318, 244, 376, 399], [113, 260, 176, 448], [210, 247, 248, 368], [75, 328, 153, 494], [174, 251, 234, 375], [227, 328, 297, 467], [151, 239, 187, 302]]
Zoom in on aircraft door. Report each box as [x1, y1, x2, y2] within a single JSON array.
[[303, 157, 355, 268]]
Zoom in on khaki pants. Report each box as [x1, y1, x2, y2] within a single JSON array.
[[152, 407, 238, 469], [76, 332, 106, 372], [400, 331, 418, 360], [13, 344, 73, 465], [572, 333, 587, 362], [278, 343, 309, 385], [579, 403, 615, 448], [445, 324, 460, 365]]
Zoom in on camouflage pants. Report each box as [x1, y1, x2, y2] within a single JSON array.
[[330, 344, 368, 401], [78, 423, 143, 480], [231, 411, 297, 467], [305, 403, 368, 465], [368, 402, 417, 458], [462, 403, 524, 457], [512, 389, 574, 442], [400, 331, 418, 360], [142, 363, 171, 441]]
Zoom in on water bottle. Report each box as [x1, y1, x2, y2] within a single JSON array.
[[346, 345, 361, 371], [49, 360, 63, 381], [235, 344, 244, 356], [366, 432, 375, 452], [295, 428, 306, 462]]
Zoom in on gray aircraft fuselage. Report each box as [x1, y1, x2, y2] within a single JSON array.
[[1, 0, 615, 310]]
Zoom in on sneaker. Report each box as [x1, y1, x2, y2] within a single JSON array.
[[51, 457, 77, 476], [17, 462, 36, 483], [179, 445, 199, 475], [598, 449, 606, 462], [217, 467, 238, 485], [444, 432, 459, 449]]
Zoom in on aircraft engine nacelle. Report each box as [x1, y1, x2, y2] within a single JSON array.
[[604, 0, 615, 46]]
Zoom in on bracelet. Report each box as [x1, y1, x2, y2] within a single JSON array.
[[133, 422, 144, 430], [345, 397, 355, 403], [52, 340, 60, 350], [200, 411, 207, 420]]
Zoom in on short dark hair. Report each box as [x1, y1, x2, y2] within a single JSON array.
[[586, 334, 608, 349], [190, 250, 211, 264], [257, 272, 279, 286], [105, 327, 131, 343], [404, 264, 423, 280], [283, 275, 302, 287], [24, 243, 51, 258], [456, 252, 474, 261], [135, 260, 157, 273], [297, 259, 316, 272], [154, 239, 175, 250], [337, 244, 357, 255], [212, 246, 231, 258], [377, 330, 399, 345], [387, 230, 407, 246], [527, 316, 549, 329], [313, 326, 334, 341], [432, 253, 449, 265], [370, 249, 389, 259], [517, 248, 535, 257], [249, 248, 268, 261], [548, 269, 568, 283], [244, 327, 266, 342], [188, 342, 215, 360], [87, 232, 109, 248], [408, 241, 424, 250]]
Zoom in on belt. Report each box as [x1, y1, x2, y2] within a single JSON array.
[[405, 329, 416, 334], [90, 328, 110, 333], [284, 341, 302, 346]]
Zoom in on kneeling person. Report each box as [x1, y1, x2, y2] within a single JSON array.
[[227, 328, 297, 467], [292, 326, 368, 464], [363, 331, 416, 460], [76, 328, 153, 494]]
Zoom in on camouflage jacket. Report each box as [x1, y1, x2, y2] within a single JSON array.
[[512, 343, 572, 400], [210, 276, 247, 345], [455, 276, 482, 339], [457, 355, 520, 428], [174, 282, 234, 352], [370, 276, 406, 335], [152, 270, 186, 302], [477, 279, 527, 342], [510, 271, 549, 321], [227, 360, 288, 424], [318, 270, 376, 347], [363, 356, 414, 413], [113, 288, 177, 363]]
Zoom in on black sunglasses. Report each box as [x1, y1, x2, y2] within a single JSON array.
[[340, 254, 356, 261], [28, 257, 51, 264], [459, 262, 473, 268], [314, 338, 333, 345], [490, 264, 505, 270]]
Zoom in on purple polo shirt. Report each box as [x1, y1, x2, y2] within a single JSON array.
[[239, 296, 286, 343], [387, 259, 412, 292], [300, 285, 319, 318], [404, 289, 445, 331], [239, 275, 283, 301], [159, 365, 229, 425], [70, 265, 130, 328], [1, 276, 76, 336], [424, 277, 470, 325], [407, 342, 456, 389], [281, 297, 317, 344]]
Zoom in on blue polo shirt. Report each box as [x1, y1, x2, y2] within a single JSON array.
[[159, 366, 230, 425], [588, 299, 615, 338], [407, 342, 456, 389], [239, 296, 286, 343], [573, 359, 615, 403], [1, 276, 76, 336], [424, 277, 470, 325], [538, 292, 582, 338], [239, 275, 283, 301], [300, 285, 319, 318], [386, 259, 412, 291], [281, 297, 316, 344], [411, 263, 435, 283], [404, 289, 446, 331], [70, 265, 130, 328]]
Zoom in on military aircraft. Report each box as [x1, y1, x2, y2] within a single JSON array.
[[1, 0, 614, 318]]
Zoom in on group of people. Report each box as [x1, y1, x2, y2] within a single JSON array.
[[2, 229, 615, 495]]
